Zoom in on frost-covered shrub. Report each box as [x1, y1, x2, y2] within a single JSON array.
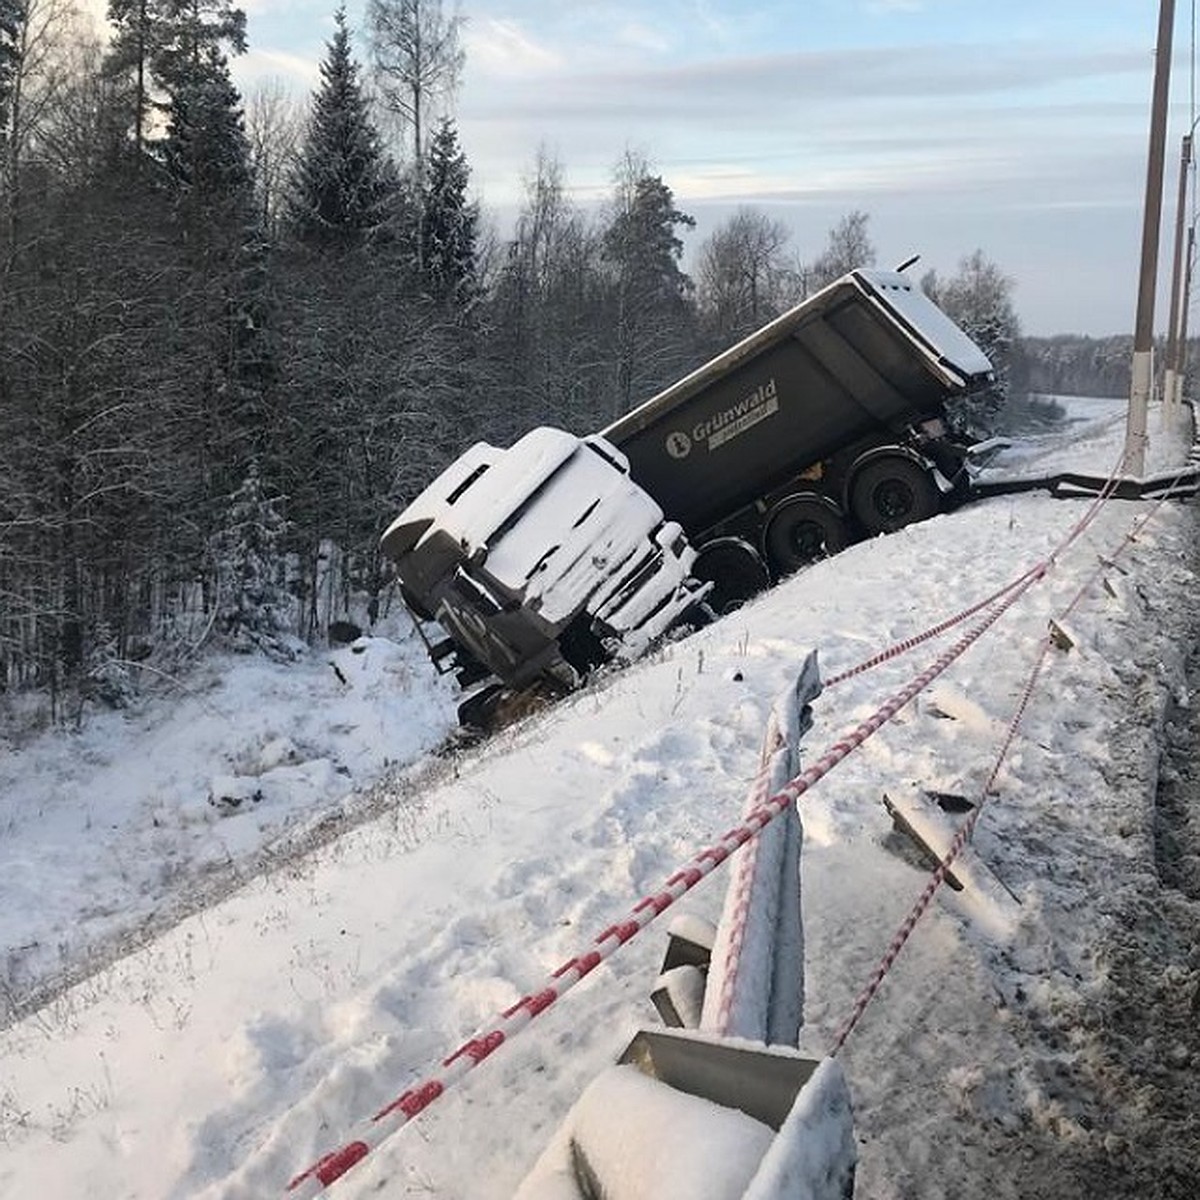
[[86, 623, 136, 709], [212, 464, 297, 659]]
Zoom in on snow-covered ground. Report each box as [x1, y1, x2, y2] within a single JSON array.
[[0, 620, 460, 1024], [2, 395, 1199, 1199]]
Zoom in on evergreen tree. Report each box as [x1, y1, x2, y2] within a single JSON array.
[[105, 0, 158, 155], [160, 46, 252, 219], [288, 7, 392, 250], [105, 0, 246, 157], [213, 461, 294, 657], [151, 0, 245, 100], [421, 115, 477, 304], [86, 621, 137, 708], [602, 158, 696, 415], [604, 169, 694, 308]]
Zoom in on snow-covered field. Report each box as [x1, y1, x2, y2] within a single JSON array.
[[2, 395, 1199, 1199]]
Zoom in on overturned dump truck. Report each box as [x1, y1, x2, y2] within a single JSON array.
[[382, 268, 994, 723]]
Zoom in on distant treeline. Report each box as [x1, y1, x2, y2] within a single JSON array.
[[1010, 334, 1199, 400]]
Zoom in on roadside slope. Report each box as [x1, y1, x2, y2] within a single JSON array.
[[2, 454, 1197, 1197]]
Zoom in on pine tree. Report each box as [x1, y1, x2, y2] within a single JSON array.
[[86, 621, 137, 708], [604, 169, 694, 308], [213, 462, 294, 657], [105, 0, 246, 157], [160, 46, 252, 219], [104, 0, 154, 154], [151, 0, 246, 100], [602, 159, 696, 416], [288, 7, 392, 251], [421, 116, 477, 304]]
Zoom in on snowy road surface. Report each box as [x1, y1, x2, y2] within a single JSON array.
[[1, 396, 1199, 1198]]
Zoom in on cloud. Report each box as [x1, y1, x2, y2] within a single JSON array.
[[232, 48, 322, 92], [617, 22, 673, 54], [464, 41, 1147, 123], [465, 18, 564, 79]]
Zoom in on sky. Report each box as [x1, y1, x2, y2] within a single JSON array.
[[1, 395, 1197, 1195], [76, 1, 1200, 335]]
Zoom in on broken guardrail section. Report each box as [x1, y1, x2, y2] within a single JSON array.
[[514, 652, 855, 1200]]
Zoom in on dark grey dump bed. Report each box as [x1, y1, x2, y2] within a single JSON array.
[[602, 269, 993, 535]]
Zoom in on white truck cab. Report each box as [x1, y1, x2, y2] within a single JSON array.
[[382, 427, 710, 702]]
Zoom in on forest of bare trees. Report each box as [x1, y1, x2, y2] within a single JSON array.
[[0, 0, 1026, 718]]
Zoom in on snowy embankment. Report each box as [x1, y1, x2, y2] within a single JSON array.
[[2, 396, 1199, 1199], [0, 628, 460, 1023]]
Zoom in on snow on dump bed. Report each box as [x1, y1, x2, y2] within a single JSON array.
[[855, 270, 995, 387]]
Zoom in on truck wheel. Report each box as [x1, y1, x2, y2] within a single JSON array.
[[764, 496, 847, 576], [850, 457, 940, 536], [692, 538, 770, 614]]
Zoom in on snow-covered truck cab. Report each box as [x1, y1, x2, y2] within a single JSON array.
[[381, 427, 710, 709]]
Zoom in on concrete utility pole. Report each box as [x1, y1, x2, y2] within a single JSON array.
[[1126, 0, 1176, 476], [1179, 224, 1196, 393], [1164, 131, 1192, 416]]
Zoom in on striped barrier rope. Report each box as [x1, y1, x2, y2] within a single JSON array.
[[709, 712, 785, 1037], [825, 449, 1131, 690], [827, 464, 1192, 1054]]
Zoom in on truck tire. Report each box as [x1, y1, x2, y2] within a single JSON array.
[[850, 456, 940, 536], [764, 495, 847, 576], [692, 538, 770, 615]]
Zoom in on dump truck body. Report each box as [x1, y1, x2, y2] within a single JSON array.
[[603, 268, 993, 545]]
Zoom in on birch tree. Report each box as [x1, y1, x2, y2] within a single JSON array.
[[696, 206, 793, 350], [808, 209, 876, 290], [367, 0, 463, 171]]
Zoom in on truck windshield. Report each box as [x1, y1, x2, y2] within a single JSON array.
[[446, 463, 490, 505]]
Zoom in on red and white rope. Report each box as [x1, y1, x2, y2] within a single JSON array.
[[825, 448, 1130, 690], [828, 465, 1190, 1055], [709, 715, 784, 1036]]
